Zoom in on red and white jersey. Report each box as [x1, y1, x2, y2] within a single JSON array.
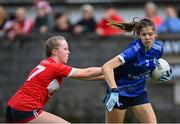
[[8, 57, 74, 111]]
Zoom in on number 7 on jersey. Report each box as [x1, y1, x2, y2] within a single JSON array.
[[27, 65, 46, 81]]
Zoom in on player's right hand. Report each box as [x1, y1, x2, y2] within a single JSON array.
[[103, 88, 120, 112]]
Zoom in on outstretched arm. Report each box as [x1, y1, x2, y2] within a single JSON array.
[[69, 67, 104, 80], [102, 56, 123, 88], [79, 75, 104, 81]]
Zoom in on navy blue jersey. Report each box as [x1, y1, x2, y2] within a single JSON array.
[[113, 39, 163, 97]]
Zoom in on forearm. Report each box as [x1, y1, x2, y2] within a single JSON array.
[[102, 65, 117, 88], [85, 67, 103, 78], [70, 67, 103, 79], [79, 75, 104, 81]]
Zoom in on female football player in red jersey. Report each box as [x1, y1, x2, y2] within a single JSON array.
[[6, 36, 103, 123]]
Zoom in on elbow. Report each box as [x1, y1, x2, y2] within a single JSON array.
[[102, 64, 106, 73], [102, 63, 110, 73], [82, 68, 96, 78]]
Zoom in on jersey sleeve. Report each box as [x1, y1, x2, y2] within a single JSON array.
[[117, 43, 140, 64], [54, 63, 73, 78]]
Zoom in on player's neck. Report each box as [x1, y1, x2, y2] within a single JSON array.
[[51, 57, 60, 64], [144, 47, 149, 52], [143, 45, 151, 52]]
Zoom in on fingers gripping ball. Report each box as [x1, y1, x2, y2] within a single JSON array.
[[103, 88, 122, 112], [151, 58, 173, 82]]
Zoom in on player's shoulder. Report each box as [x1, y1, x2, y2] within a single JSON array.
[[41, 59, 71, 71], [128, 39, 142, 52], [152, 40, 163, 52], [41, 58, 59, 69]]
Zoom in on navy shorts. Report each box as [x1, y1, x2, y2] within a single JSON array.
[[114, 92, 149, 110], [6, 106, 42, 123]]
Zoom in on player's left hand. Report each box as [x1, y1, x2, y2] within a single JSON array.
[[159, 68, 173, 82], [103, 88, 121, 112]]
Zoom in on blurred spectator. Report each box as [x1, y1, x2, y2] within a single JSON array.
[[144, 1, 163, 28], [158, 5, 180, 34], [33, 0, 52, 14], [33, 6, 54, 33], [4, 7, 33, 41], [53, 11, 72, 33], [96, 6, 124, 37], [73, 4, 96, 34], [3, 13, 15, 34], [0, 6, 7, 36]]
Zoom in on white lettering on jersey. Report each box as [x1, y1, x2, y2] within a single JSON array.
[[47, 79, 60, 93], [128, 70, 151, 80], [133, 43, 140, 51], [146, 60, 149, 66]]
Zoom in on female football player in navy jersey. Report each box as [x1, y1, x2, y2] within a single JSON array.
[[102, 18, 172, 123], [6, 36, 103, 123]]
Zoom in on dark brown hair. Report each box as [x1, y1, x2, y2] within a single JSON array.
[[44, 36, 65, 57], [107, 17, 156, 35]]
